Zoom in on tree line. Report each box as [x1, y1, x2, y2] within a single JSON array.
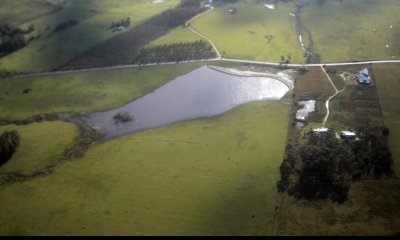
[[277, 127, 393, 203], [132, 41, 216, 65]]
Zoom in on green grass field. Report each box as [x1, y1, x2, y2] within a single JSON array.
[[302, 0, 400, 62], [0, 121, 78, 175], [147, 25, 202, 47], [277, 180, 400, 236], [373, 63, 400, 176], [191, 0, 304, 63], [0, 0, 180, 72], [0, 101, 290, 236], [0, 0, 63, 26], [0, 63, 207, 120]]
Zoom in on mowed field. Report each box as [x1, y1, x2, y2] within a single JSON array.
[[0, 101, 290, 236], [190, 0, 304, 63], [373, 63, 400, 176], [0, 0, 180, 72], [302, 0, 400, 63]]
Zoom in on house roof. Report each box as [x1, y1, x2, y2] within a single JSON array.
[[358, 68, 371, 84], [341, 131, 356, 136]]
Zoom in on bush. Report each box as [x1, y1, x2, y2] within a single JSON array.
[[113, 112, 134, 124], [0, 130, 20, 166]]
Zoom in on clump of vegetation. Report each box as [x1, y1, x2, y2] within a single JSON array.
[[0, 23, 34, 54], [110, 18, 131, 31], [113, 112, 134, 124], [53, 20, 78, 33], [0, 130, 20, 166], [278, 127, 394, 203]]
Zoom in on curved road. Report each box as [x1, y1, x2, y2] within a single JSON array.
[[185, 7, 222, 58]]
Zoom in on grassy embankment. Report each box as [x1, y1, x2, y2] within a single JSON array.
[[188, 0, 304, 63], [302, 0, 400, 63], [374, 63, 400, 176], [0, 122, 78, 175], [0, 101, 290, 236], [0, 0, 180, 73]]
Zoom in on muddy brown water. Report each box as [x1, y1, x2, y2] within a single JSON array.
[[64, 66, 290, 140]]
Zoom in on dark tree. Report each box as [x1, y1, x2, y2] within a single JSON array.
[[0, 130, 20, 166]]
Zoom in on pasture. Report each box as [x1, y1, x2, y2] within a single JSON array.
[[0, 0, 180, 72], [190, 0, 304, 63], [374, 63, 400, 175], [277, 180, 400, 236], [302, 0, 400, 62], [147, 26, 202, 47], [0, 101, 290, 235], [0, 121, 78, 175]]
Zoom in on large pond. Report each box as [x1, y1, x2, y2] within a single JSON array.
[[73, 66, 291, 140]]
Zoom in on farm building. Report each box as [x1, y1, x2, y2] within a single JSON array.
[[358, 68, 371, 85], [340, 131, 357, 140], [312, 128, 330, 133], [204, 0, 213, 8]]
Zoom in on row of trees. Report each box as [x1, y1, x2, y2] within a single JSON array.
[[278, 127, 393, 203], [61, 0, 206, 70], [131, 41, 216, 64], [0, 130, 20, 166]]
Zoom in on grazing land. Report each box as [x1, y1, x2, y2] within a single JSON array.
[[191, 1, 304, 63], [0, 101, 290, 236], [277, 180, 400, 236], [0, 121, 78, 175], [302, 0, 400, 63], [374, 63, 400, 175], [147, 26, 202, 47]]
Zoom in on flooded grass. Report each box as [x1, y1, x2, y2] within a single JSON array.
[[0, 101, 290, 235]]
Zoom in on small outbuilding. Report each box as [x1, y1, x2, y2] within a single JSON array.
[[313, 128, 330, 133], [340, 131, 357, 140], [358, 68, 371, 85]]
